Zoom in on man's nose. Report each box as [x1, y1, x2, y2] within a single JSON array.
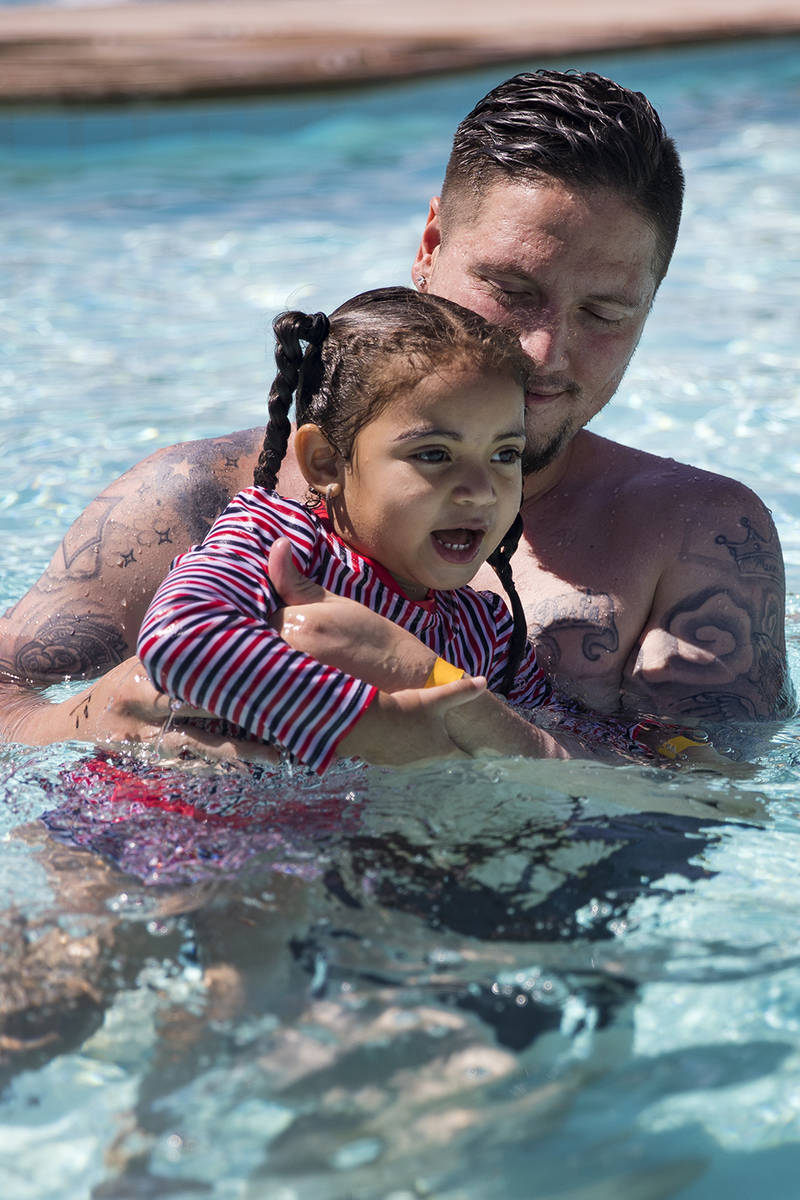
[[518, 312, 569, 371]]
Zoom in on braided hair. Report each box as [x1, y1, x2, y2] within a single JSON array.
[[254, 309, 330, 494], [253, 286, 530, 695], [486, 512, 526, 696]]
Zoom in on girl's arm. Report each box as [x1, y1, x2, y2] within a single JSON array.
[[137, 501, 479, 771], [269, 543, 580, 761], [137, 519, 370, 772]]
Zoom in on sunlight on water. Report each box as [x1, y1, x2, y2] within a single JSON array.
[[1, 35, 799, 1200]]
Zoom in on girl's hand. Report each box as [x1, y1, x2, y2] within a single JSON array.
[[268, 538, 436, 690], [336, 675, 487, 765]]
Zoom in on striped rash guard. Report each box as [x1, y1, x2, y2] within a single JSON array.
[[138, 488, 551, 773]]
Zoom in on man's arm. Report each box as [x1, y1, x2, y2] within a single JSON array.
[[0, 429, 263, 742], [622, 483, 794, 722]]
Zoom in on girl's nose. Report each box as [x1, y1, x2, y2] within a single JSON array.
[[453, 464, 495, 505]]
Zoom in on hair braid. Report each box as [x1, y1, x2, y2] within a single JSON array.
[[486, 512, 527, 696], [254, 310, 330, 491]]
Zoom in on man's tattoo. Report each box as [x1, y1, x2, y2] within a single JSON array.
[[671, 692, 759, 723], [60, 496, 121, 581], [119, 550, 136, 567], [527, 590, 619, 666], [68, 692, 93, 731], [14, 616, 128, 681], [643, 569, 790, 717], [661, 587, 757, 680], [156, 448, 232, 546], [715, 516, 782, 581]]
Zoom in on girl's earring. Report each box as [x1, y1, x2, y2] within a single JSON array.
[[416, 274, 426, 290], [325, 483, 341, 501]]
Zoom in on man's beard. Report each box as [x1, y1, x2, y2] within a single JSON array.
[[522, 420, 571, 475]]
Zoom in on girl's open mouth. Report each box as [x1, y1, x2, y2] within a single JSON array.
[[431, 528, 484, 564]]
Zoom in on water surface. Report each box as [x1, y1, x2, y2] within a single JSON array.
[[1, 37, 800, 1200]]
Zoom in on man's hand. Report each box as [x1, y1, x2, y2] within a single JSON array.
[[269, 538, 437, 691], [337, 675, 486, 765]]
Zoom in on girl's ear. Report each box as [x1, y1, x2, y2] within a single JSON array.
[[294, 424, 344, 491]]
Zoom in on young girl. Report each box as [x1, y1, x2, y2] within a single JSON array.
[[137, 287, 580, 773]]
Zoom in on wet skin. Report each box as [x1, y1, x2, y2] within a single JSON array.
[[414, 180, 790, 718]]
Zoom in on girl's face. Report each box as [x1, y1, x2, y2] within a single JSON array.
[[331, 364, 526, 600]]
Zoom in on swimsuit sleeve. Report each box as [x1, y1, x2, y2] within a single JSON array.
[[137, 489, 376, 773]]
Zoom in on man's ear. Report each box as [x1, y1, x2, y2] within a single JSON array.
[[294, 423, 343, 492], [412, 196, 441, 285]]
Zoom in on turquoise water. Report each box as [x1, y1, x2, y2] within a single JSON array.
[[1, 36, 800, 1200]]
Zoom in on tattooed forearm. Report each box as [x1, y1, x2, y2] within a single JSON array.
[[68, 691, 94, 733], [669, 692, 759, 723], [13, 616, 128, 683]]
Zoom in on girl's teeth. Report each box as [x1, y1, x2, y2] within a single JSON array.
[[435, 530, 476, 551]]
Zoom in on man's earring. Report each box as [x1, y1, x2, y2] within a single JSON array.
[[325, 482, 341, 501]]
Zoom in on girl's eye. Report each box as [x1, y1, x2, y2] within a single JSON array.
[[412, 448, 449, 464], [492, 447, 523, 464]]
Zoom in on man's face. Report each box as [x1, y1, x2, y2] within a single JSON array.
[[414, 179, 660, 473]]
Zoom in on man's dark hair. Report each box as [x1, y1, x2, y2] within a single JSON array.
[[440, 69, 684, 282]]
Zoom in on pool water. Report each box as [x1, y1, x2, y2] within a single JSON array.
[[1, 36, 800, 1200]]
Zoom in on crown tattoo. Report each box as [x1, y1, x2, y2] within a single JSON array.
[[715, 517, 781, 579]]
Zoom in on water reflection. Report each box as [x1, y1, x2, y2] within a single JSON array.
[[0, 750, 777, 1196]]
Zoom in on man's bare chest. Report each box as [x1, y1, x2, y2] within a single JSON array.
[[508, 532, 658, 710]]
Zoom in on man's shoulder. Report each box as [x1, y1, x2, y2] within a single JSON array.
[[554, 432, 780, 574], [108, 428, 263, 543], [573, 431, 766, 513], [144, 427, 263, 480]]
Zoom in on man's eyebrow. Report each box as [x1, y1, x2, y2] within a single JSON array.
[[584, 290, 643, 311]]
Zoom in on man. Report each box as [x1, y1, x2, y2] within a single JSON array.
[[0, 70, 791, 750]]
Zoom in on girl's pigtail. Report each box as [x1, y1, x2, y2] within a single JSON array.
[[254, 310, 330, 491], [486, 512, 527, 696]]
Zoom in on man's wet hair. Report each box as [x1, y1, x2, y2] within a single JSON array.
[[441, 69, 684, 282]]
